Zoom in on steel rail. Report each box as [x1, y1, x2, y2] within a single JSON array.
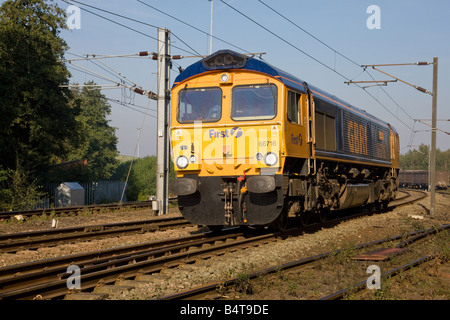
[[160, 224, 449, 300], [0, 228, 280, 300], [0, 216, 189, 253], [0, 190, 429, 300], [319, 253, 440, 300], [319, 223, 450, 300], [0, 189, 422, 253], [0, 231, 215, 282], [0, 198, 177, 220]]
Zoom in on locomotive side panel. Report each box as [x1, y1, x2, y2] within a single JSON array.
[[341, 110, 391, 163]]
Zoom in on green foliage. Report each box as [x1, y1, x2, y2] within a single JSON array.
[[0, 0, 79, 175], [111, 156, 175, 201], [113, 156, 156, 201], [400, 143, 450, 173], [0, 164, 45, 211], [0, 1, 121, 209], [66, 82, 119, 181]]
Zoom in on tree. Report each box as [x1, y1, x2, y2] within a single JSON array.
[[111, 157, 175, 201], [0, 0, 79, 176], [400, 144, 430, 170], [400, 143, 450, 174], [66, 82, 119, 181]]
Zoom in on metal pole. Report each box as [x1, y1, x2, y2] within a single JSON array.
[[430, 57, 438, 215], [155, 28, 171, 215]]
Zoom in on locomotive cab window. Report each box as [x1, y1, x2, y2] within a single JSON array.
[[231, 84, 277, 120], [178, 87, 222, 123], [287, 90, 301, 125]]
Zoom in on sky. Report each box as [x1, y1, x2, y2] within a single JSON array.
[[6, 0, 450, 158]]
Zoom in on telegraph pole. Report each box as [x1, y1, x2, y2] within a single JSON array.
[[155, 28, 171, 215], [430, 57, 438, 216]]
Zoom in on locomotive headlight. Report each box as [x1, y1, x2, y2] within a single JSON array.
[[189, 155, 197, 163], [176, 156, 189, 169], [264, 152, 278, 166], [220, 73, 229, 82]]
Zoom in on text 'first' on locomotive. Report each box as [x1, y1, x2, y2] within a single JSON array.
[[169, 50, 400, 231]]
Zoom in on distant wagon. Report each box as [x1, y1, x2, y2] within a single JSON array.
[[398, 170, 449, 190]]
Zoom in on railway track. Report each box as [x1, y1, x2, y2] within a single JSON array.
[[319, 253, 441, 300], [0, 189, 431, 300], [0, 227, 288, 300], [0, 198, 176, 220], [389, 189, 426, 207], [1, 190, 421, 253], [160, 224, 449, 300], [0, 216, 190, 253]]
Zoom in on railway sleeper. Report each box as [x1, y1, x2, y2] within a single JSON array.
[[64, 292, 108, 300], [93, 284, 134, 296]]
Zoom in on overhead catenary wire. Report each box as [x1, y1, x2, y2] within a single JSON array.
[[65, 60, 157, 99], [61, 52, 155, 62], [257, 0, 361, 68], [62, 0, 158, 41], [65, 54, 148, 91], [136, 0, 250, 54], [257, 0, 415, 129], [91, 57, 143, 90], [66, 52, 127, 82], [64, 0, 159, 29], [221, 0, 414, 132], [62, 0, 199, 56], [61, 69, 157, 117], [118, 64, 159, 204], [219, 0, 350, 81], [64, 0, 202, 56], [65, 1, 424, 136], [415, 120, 450, 136], [106, 97, 157, 118]]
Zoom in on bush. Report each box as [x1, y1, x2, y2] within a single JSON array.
[[0, 165, 46, 211], [111, 156, 174, 201]]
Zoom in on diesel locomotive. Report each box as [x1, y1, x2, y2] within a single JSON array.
[[169, 50, 400, 230]]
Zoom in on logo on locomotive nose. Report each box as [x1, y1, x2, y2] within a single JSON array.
[[209, 127, 243, 139]]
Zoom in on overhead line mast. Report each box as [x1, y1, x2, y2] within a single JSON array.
[[362, 59, 439, 215], [154, 28, 171, 216]]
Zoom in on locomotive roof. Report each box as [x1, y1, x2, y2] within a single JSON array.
[[173, 50, 393, 130]]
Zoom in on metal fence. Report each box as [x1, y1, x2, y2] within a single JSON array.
[[43, 181, 127, 207]]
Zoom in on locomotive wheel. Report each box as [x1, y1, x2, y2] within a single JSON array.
[[317, 208, 329, 223], [272, 210, 289, 232], [374, 200, 388, 211], [299, 211, 312, 226], [366, 203, 376, 214]]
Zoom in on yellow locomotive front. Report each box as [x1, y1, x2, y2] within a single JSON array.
[[169, 51, 290, 229]]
